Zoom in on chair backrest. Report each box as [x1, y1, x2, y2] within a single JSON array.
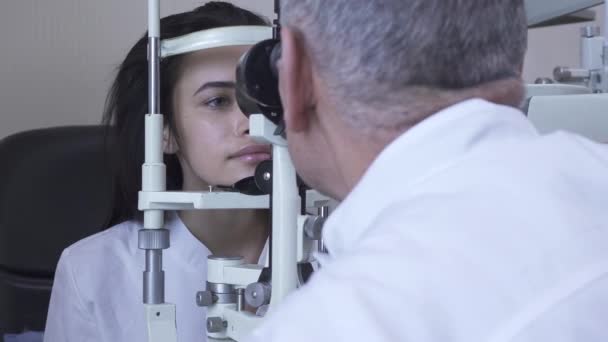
[[0, 125, 113, 334]]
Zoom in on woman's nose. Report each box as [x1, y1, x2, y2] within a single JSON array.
[[234, 111, 250, 136]]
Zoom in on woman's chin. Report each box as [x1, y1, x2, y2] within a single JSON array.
[[228, 170, 257, 185]]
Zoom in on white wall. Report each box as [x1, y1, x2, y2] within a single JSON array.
[[0, 0, 273, 139], [0, 2, 605, 139]]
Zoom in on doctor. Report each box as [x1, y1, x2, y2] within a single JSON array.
[[245, 0, 608, 341]]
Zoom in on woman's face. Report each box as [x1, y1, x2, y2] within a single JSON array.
[[170, 46, 271, 190]]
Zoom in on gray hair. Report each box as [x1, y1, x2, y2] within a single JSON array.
[[280, 0, 528, 130]]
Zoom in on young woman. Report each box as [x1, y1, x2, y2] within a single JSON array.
[[44, 3, 270, 341]]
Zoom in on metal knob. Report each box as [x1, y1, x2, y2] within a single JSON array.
[[138, 229, 170, 249], [196, 290, 214, 307], [206, 317, 226, 333], [553, 66, 572, 81], [304, 215, 325, 240], [245, 282, 271, 308], [581, 25, 600, 38], [534, 77, 554, 84]]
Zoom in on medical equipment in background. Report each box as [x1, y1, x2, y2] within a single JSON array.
[[138, 1, 330, 342], [524, 0, 608, 142]]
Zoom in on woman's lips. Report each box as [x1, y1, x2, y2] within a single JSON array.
[[234, 152, 271, 163], [230, 144, 271, 164]]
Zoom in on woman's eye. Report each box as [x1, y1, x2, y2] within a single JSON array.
[[204, 96, 232, 109]]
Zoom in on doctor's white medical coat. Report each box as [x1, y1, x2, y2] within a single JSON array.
[[246, 99, 608, 342]]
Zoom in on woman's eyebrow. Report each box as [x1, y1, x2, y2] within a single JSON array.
[[193, 81, 235, 96]]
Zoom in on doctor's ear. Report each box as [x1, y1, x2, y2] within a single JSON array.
[[163, 126, 179, 154], [279, 27, 315, 133]]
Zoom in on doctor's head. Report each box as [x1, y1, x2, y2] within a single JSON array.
[[277, 0, 528, 200], [104, 2, 269, 223]]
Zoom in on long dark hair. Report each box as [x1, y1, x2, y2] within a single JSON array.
[[103, 2, 268, 226]]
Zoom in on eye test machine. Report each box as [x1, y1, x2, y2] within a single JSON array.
[[525, 0, 608, 142], [138, 1, 329, 342], [137, 1, 608, 342]]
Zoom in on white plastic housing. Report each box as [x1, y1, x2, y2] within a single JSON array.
[[161, 26, 272, 58], [139, 191, 269, 211], [527, 93, 608, 142], [268, 144, 300, 307], [148, 0, 160, 37], [581, 35, 605, 70], [142, 114, 166, 229], [144, 303, 177, 342]]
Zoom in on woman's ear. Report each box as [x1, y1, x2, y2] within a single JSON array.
[[163, 126, 179, 154]]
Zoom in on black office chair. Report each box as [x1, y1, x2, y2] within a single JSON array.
[[0, 126, 113, 335]]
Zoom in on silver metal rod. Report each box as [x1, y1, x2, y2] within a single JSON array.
[[320, 239, 327, 254], [236, 288, 245, 311], [144, 249, 164, 304], [318, 206, 329, 253], [148, 37, 161, 114], [318, 205, 328, 218], [146, 248, 162, 271], [273, 0, 281, 39], [142, 0, 166, 310]]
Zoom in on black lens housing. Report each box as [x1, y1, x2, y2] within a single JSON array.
[[236, 39, 283, 125]]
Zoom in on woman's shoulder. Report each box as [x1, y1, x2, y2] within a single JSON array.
[[48, 220, 149, 334], [60, 219, 142, 266]]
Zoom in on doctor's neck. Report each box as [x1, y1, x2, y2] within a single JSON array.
[[319, 77, 525, 200]]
